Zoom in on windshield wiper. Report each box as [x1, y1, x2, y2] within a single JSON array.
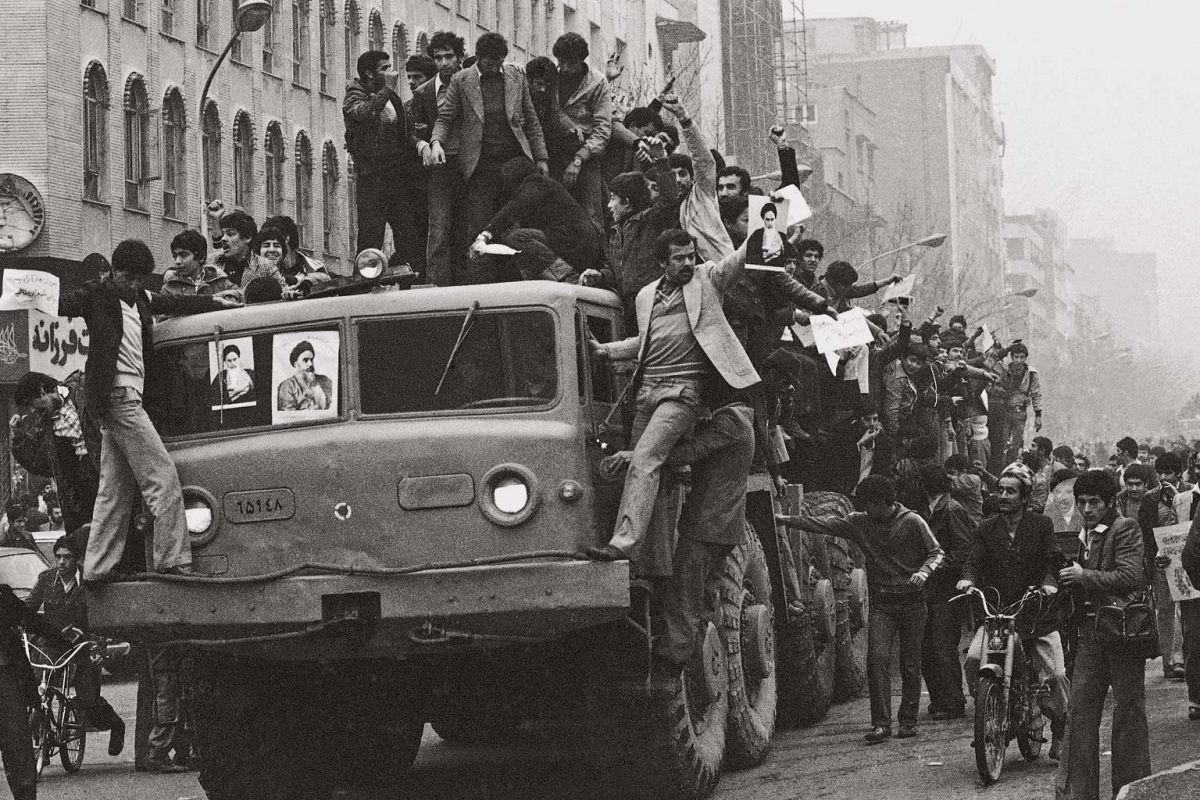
[[434, 301, 481, 395]]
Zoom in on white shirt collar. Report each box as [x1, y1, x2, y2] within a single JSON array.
[[435, 74, 444, 93]]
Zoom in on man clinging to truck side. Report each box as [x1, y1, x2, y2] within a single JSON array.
[[586, 229, 759, 566]]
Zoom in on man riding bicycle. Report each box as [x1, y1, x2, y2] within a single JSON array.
[[957, 463, 1070, 761], [26, 534, 125, 758]]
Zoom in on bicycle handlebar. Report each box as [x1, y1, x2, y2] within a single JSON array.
[[23, 634, 98, 672]]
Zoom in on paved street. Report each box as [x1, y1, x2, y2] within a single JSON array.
[[7, 663, 1200, 800]]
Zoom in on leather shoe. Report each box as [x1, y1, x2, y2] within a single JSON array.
[[156, 564, 196, 576], [143, 754, 188, 774], [107, 717, 125, 757], [897, 724, 918, 739], [864, 726, 891, 744], [584, 544, 629, 562]]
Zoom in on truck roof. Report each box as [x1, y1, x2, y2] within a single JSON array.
[[154, 281, 625, 341]]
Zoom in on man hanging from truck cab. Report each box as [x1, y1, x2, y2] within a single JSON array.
[[586, 229, 758, 565]]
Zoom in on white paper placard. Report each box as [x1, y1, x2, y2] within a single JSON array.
[[810, 307, 873, 354], [0, 269, 59, 315], [1154, 523, 1200, 603], [879, 273, 916, 304]]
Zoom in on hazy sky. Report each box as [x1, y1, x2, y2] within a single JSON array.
[[798, 1, 1200, 359]]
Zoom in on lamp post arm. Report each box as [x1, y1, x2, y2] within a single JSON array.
[[856, 241, 916, 271], [198, 31, 243, 240]]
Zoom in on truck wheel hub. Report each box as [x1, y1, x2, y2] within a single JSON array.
[[742, 601, 774, 681], [694, 621, 727, 707]]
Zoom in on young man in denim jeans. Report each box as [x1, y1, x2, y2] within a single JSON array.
[[58, 240, 239, 581]]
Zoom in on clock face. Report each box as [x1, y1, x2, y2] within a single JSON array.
[[0, 174, 45, 253]]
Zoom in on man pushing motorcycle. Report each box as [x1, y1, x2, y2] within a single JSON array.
[[957, 463, 1070, 761]]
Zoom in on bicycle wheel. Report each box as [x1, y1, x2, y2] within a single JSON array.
[[58, 700, 86, 772], [30, 705, 50, 779], [974, 674, 1007, 785]]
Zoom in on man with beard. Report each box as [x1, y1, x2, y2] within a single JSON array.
[[958, 464, 1069, 760], [276, 341, 333, 411], [210, 344, 255, 407]]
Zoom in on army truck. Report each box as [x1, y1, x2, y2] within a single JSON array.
[[89, 270, 865, 799]]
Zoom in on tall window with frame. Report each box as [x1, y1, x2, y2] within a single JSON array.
[[321, 141, 338, 253], [123, 0, 141, 22], [197, 0, 213, 48], [344, 0, 361, 87], [263, 0, 282, 73], [162, 0, 176, 36], [231, 0, 245, 63], [124, 75, 151, 211], [292, 0, 310, 85], [294, 132, 313, 249], [318, 1, 334, 93], [264, 122, 286, 217], [367, 9, 383, 52], [233, 111, 254, 212], [83, 63, 110, 202], [162, 89, 187, 220], [202, 101, 222, 204]]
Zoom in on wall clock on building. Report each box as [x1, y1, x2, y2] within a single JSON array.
[[0, 174, 46, 253]]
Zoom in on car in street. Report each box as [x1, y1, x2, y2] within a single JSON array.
[[0, 545, 51, 601]]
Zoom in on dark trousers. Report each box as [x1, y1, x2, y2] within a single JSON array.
[[867, 592, 927, 729], [654, 538, 734, 665], [0, 666, 35, 800], [355, 167, 427, 274], [1055, 625, 1150, 800], [425, 157, 469, 286], [1180, 598, 1200, 705], [921, 593, 965, 712], [74, 661, 121, 731]]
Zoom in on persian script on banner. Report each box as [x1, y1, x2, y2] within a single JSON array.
[[0, 269, 59, 316], [809, 307, 874, 355], [1153, 523, 1200, 603]]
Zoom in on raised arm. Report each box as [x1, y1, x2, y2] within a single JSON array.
[[708, 237, 750, 294], [342, 83, 398, 125], [774, 512, 860, 544]]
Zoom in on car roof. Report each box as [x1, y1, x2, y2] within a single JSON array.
[[0, 547, 50, 564], [155, 281, 623, 342]]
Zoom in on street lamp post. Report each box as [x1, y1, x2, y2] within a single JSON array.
[[959, 287, 1038, 321], [198, 0, 273, 241], [855, 233, 947, 276]]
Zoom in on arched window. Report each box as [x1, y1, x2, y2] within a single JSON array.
[[264, 121, 286, 217], [162, 88, 187, 220], [368, 8, 383, 52], [124, 74, 150, 210], [319, 0, 336, 93], [263, 0, 282, 73], [295, 132, 313, 249], [321, 140, 339, 253], [346, 154, 357, 256], [232, 110, 255, 212], [202, 101, 222, 204], [344, 0, 361, 86], [415, 31, 429, 59], [292, 0, 311, 85], [83, 62, 109, 202], [392, 22, 409, 67]]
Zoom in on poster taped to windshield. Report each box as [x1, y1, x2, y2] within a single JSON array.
[[272, 331, 339, 424], [209, 337, 257, 410]]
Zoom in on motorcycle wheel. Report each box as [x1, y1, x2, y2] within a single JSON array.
[[974, 674, 1007, 785]]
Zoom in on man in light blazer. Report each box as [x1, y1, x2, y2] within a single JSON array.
[[427, 32, 548, 274], [588, 229, 759, 566]]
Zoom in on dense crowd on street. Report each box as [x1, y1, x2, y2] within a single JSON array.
[[0, 27, 1197, 800]]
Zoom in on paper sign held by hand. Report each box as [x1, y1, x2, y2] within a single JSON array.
[[879, 274, 916, 304], [747, 195, 791, 236], [480, 243, 520, 256], [772, 184, 813, 226], [978, 325, 995, 354], [0, 269, 59, 316], [810, 307, 874, 354], [1153, 523, 1200, 603]]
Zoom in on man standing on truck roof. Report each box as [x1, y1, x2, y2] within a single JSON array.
[[587, 230, 758, 566], [58, 241, 240, 581]]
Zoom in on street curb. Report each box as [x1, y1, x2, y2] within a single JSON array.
[[1116, 759, 1200, 799]]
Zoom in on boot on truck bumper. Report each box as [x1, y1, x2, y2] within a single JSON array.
[[89, 560, 630, 658]]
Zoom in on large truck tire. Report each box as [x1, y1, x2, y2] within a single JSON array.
[[588, 619, 729, 799], [776, 526, 837, 727], [720, 524, 777, 770]]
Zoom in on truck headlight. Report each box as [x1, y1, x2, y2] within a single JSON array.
[[479, 464, 540, 527], [181, 487, 221, 547]]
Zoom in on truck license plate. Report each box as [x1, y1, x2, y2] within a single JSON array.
[[223, 489, 296, 523]]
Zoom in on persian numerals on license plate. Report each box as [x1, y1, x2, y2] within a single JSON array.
[[223, 488, 297, 523]]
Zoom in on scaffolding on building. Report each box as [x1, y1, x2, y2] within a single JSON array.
[[721, 0, 809, 175]]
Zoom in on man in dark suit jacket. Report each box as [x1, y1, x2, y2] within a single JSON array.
[[413, 31, 469, 287], [1054, 470, 1150, 800], [959, 463, 1069, 758], [428, 32, 548, 282]]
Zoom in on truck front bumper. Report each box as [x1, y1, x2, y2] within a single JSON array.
[[90, 559, 630, 659]]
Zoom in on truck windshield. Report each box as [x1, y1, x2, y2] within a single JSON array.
[[357, 309, 557, 415]]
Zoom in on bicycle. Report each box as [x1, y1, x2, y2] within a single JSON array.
[[951, 586, 1051, 786], [23, 633, 128, 779]]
